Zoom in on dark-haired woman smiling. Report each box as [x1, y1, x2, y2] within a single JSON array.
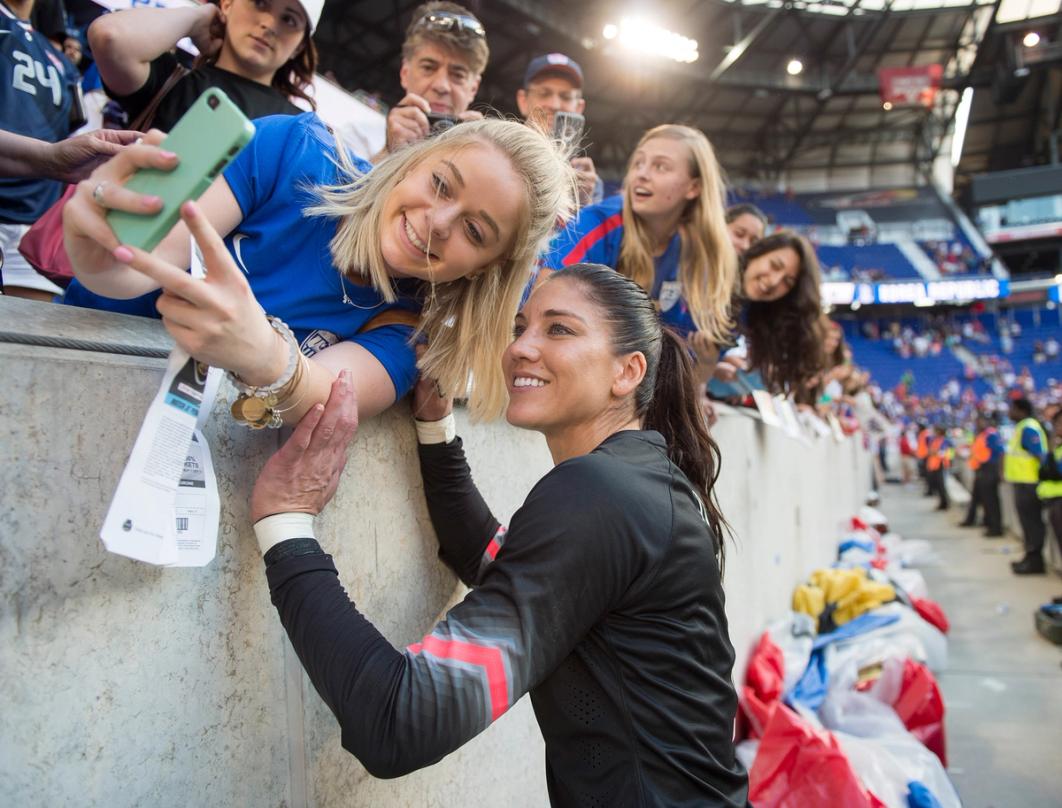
[[717, 229, 824, 394], [250, 265, 749, 806]]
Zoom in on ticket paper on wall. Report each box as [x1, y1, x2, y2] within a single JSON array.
[[99, 237, 222, 566]]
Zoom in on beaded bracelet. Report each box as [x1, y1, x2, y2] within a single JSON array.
[[229, 316, 304, 429]]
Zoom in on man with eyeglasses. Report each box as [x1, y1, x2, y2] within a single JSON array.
[[516, 53, 601, 206], [374, 1, 487, 161]]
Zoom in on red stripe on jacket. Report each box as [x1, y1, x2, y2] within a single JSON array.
[[562, 213, 624, 265], [407, 634, 510, 721]]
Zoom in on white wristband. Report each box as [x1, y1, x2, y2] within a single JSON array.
[[253, 512, 316, 556], [415, 413, 456, 444]]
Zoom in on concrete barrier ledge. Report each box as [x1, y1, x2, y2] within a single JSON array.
[[0, 297, 869, 806]]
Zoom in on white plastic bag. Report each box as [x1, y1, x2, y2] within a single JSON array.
[[835, 731, 961, 808], [824, 603, 947, 675], [766, 611, 817, 694]]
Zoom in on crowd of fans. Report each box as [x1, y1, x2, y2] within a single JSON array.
[[3, 0, 1058, 802], [0, 1, 855, 802]]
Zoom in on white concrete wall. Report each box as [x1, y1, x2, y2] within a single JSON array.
[[0, 299, 869, 806]]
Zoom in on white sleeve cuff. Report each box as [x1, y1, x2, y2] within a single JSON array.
[[253, 512, 316, 557], [415, 412, 456, 444]]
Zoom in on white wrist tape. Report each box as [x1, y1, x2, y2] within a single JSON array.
[[415, 413, 457, 444], [253, 512, 316, 557]]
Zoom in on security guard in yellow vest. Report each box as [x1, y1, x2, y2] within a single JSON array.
[[1005, 398, 1047, 574], [1037, 409, 1062, 570]]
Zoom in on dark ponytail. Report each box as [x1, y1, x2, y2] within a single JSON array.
[[547, 264, 729, 570]]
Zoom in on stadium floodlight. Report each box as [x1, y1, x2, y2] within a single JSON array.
[[602, 18, 699, 63], [786, 58, 804, 76], [1023, 31, 1041, 47], [883, 101, 893, 111]]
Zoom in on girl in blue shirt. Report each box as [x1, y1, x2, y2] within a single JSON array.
[[61, 113, 576, 422], [541, 124, 737, 386]]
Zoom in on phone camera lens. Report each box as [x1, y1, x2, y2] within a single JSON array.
[[207, 94, 219, 110]]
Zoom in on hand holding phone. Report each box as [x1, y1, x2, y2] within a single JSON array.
[[106, 89, 255, 253]]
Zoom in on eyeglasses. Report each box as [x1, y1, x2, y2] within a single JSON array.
[[415, 10, 486, 39]]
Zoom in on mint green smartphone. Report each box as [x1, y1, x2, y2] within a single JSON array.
[[107, 89, 256, 252]]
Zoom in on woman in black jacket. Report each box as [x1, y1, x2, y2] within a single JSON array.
[[250, 264, 749, 807]]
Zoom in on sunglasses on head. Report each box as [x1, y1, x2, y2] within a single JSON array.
[[416, 10, 486, 38]]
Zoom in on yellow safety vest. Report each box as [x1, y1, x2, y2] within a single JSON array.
[[1004, 417, 1047, 483], [1036, 445, 1062, 500]]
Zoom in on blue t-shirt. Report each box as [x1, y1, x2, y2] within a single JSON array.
[[62, 113, 422, 397], [541, 195, 697, 337], [0, 5, 75, 223], [1020, 423, 1045, 459]]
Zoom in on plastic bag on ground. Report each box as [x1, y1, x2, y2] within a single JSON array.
[[819, 684, 909, 740], [866, 657, 948, 765], [888, 567, 929, 601], [910, 597, 950, 635], [823, 603, 947, 675], [748, 703, 887, 808], [834, 731, 960, 808], [765, 611, 816, 694]]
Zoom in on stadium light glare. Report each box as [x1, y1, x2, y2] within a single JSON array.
[[950, 87, 974, 168], [602, 18, 699, 63], [786, 58, 804, 76], [1023, 31, 1041, 48], [883, 101, 893, 110], [1055, 273, 1062, 284]]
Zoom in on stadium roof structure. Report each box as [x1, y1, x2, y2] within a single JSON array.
[[314, 0, 1060, 190]]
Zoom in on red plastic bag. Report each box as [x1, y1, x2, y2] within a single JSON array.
[[893, 659, 947, 766], [911, 596, 950, 634], [741, 633, 785, 738], [749, 703, 886, 808]]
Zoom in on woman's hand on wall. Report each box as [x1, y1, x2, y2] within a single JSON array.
[[250, 371, 359, 522]]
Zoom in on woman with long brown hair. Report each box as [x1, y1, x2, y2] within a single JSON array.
[[88, 0, 321, 133], [248, 264, 748, 804], [735, 230, 825, 394]]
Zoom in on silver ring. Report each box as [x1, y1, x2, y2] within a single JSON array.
[[92, 181, 109, 207]]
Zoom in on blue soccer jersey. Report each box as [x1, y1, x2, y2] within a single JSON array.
[[0, 2, 74, 223], [541, 195, 698, 337], [63, 113, 423, 397]]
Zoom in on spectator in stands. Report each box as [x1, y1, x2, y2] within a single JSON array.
[[1034, 340, 1046, 364], [248, 265, 749, 803], [724, 203, 766, 256], [88, 0, 321, 134], [734, 230, 824, 394], [61, 116, 576, 423], [515, 53, 600, 207], [375, 2, 487, 161], [960, 413, 1004, 536], [1, 0, 81, 299], [1004, 397, 1048, 575], [541, 124, 737, 388], [1046, 337, 1060, 361]]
